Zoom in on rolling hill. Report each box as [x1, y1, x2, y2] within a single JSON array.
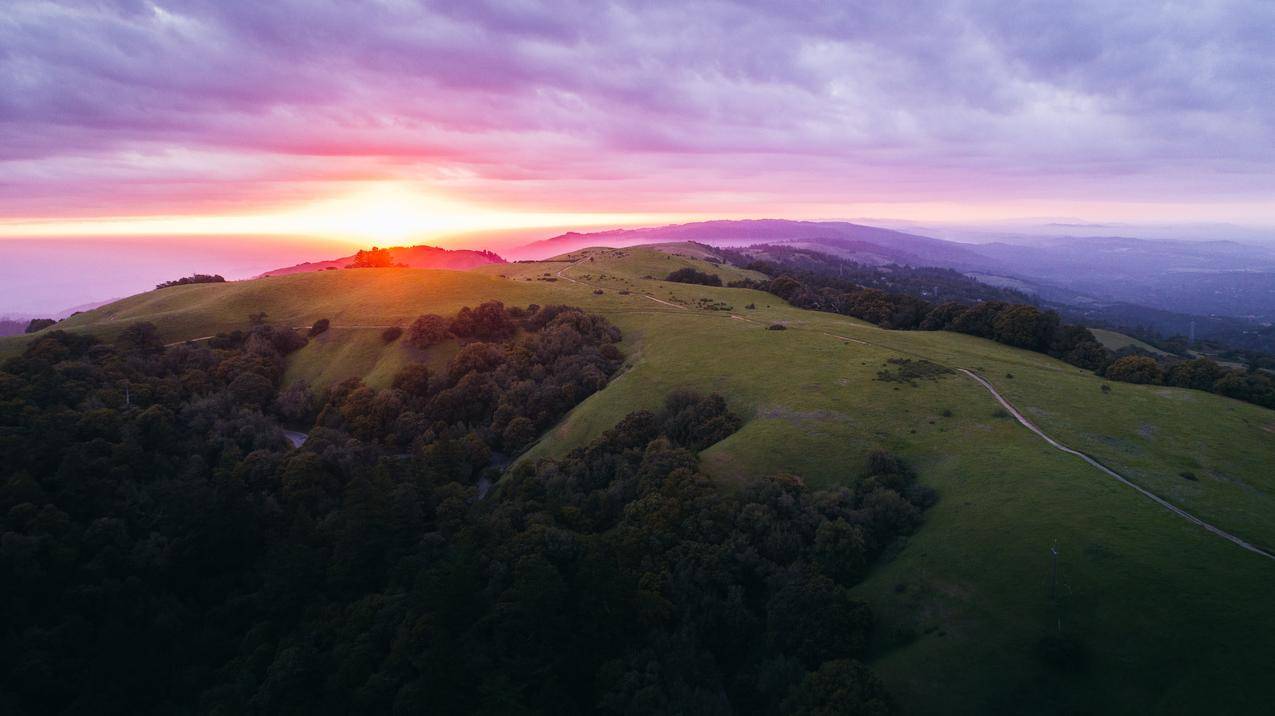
[[513, 219, 996, 268], [7, 244, 1275, 713], [257, 243, 505, 277]]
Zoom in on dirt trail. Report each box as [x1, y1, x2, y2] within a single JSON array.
[[958, 368, 1275, 562], [728, 310, 1275, 561]]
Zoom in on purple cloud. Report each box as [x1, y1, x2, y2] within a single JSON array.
[[1, 0, 1273, 221]]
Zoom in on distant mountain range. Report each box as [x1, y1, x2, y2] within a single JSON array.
[[515, 219, 994, 269], [515, 219, 1275, 324], [259, 244, 505, 277]]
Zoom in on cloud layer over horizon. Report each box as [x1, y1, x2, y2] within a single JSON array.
[[3, 0, 1274, 226]]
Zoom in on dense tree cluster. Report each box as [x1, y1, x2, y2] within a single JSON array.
[[346, 246, 402, 269], [155, 274, 226, 290], [759, 272, 1108, 371], [666, 267, 723, 286], [1099, 354, 1275, 409], [23, 318, 56, 334], [0, 298, 927, 713], [406, 300, 537, 350]]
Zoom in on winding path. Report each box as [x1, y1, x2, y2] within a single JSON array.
[[731, 309, 1275, 561], [958, 368, 1275, 562]]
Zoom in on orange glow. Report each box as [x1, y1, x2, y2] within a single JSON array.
[[0, 182, 680, 243]]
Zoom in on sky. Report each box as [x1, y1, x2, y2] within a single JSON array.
[[1, 0, 1274, 311]]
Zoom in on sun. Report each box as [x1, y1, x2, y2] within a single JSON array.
[[293, 183, 475, 243]]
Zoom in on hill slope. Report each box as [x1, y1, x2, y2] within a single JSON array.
[[9, 247, 1275, 714]]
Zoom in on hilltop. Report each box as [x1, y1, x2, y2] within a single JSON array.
[[258, 243, 505, 277]]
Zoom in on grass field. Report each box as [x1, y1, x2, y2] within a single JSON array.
[[1089, 327, 1172, 357], [7, 246, 1275, 713]]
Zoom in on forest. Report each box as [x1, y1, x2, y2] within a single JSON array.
[[0, 301, 930, 714]]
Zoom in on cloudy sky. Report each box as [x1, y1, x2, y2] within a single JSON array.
[[2, 0, 1274, 245]]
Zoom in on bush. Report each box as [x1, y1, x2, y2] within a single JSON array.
[[407, 314, 451, 348], [308, 318, 330, 337], [449, 301, 516, 340], [1104, 355, 1164, 385], [381, 326, 403, 343], [24, 318, 56, 333], [767, 323, 787, 331], [1165, 358, 1225, 391], [666, 267, 722, 286], [781, 659, 898, 715]]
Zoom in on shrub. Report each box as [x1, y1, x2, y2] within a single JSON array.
[[382, 326, 403, 343], [767, 323, 787, 331], [308, 318, 330, 337], [407, 314, 451, 348], [781, 659, 898, 715], [391, 364, 431, 399], [1104, 355, 1164, 385], [875, 358, 952, 385], [1165, 358, 1225, 391], [24, 318, 56, 333], [666, 267, 722, 286], [449, 301, 516, 340]]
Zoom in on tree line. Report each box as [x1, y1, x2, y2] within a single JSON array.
[[747, 271, 1108, 371], [155, 274, 226, 290]]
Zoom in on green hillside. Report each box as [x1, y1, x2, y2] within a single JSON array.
[[8, 245, 1275, 714], [1089, 327, 1172, 357]]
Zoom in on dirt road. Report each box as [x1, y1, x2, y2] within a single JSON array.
[[958, 368, 1275, 562]]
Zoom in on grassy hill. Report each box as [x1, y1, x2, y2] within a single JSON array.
[[7, 245, 1275, 713], [1089, 327, 1173, 357]]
